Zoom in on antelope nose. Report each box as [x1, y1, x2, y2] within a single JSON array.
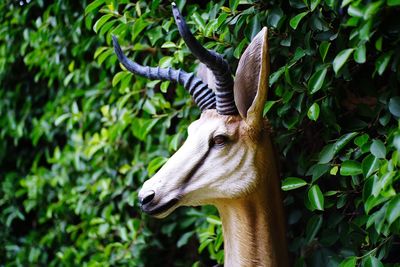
[[140, 190, 155, 205]]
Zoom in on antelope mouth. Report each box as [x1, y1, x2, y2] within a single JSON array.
[[142, 198, 180, 218]]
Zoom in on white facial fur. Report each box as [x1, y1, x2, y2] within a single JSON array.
[[138, 109, 259, 218], [139, 27, 270, 219]]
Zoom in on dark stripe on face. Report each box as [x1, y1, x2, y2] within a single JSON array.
[[182, 145, 212, 186]]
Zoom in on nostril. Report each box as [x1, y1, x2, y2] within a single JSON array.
[[141, 190, 155, 205]]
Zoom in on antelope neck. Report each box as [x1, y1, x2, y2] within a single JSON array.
[[215, 145, 289, 267]]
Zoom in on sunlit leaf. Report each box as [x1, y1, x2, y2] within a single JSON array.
[[340, 160, 362, 176], [370, 139, 386, 159], [289, 11, 309, 29], [307, 103, 320, 121], [308, 67, 327, 94], [339, 256, 357, 267], [333, 48, 354, 74], [308, 185, 324, 210], [282, 177, 308, 191]]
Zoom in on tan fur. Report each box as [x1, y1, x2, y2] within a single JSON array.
[[215, 128, 288, 267], [138, 27, 289, 266]]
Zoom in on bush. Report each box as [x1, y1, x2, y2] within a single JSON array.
[[1, 0, 400, 266]]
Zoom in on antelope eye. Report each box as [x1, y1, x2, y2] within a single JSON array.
[[213, 135, 228, 146]]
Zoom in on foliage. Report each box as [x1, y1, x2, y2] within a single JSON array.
[[1, 0, 400, 266]]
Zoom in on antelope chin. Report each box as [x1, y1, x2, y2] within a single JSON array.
[[141, 198, 180, 219]]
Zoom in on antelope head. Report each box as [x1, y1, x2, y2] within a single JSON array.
[[113, 4, 270, 218]]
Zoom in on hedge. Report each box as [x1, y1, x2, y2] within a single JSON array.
[[1, 0, 400, 266]]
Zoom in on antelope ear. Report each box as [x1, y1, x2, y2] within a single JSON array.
[[233, 27, 269, 127]]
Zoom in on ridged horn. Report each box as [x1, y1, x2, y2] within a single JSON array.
[[172, 2, 238, 115], [112, 35, 216, 111]]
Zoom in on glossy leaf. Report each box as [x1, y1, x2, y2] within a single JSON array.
[[307, 102, 320, 121], [340, 160, 362, 176], [375, 51, 392, 75], [290, 11, 309, 29], [386, 195, 400, 225], [319, 41, 331, 62], [389, 96, 400, 117], [363, 256, 384, 267], [333, 48, 354, 74], [370, 139, 386, 159], [308, 185, 324, 211], [282, 177, 308, 191], [362, 154, 379, 178], [93, 14, 113, 33], [308, 67, 328, 94], [354, 43, 366, 63], [339, 256, 357, 267]]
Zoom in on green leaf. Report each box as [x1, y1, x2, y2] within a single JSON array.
[[362, 155, 379, 178], [386, 195, 400, 225], [132, 17, 148, 42], [269, 67, 285, 86], [161, 41, 176, 49], [308, 164, 330, 182], [289, 11, 309, 29], [249, 13, 261, 40], [304, 215, 323, 244], [93, 14, 113, 34], [233, 39, 248, 59], [54, 114, 71, 126], [370, 139, 386, 159], [335, 132, 358, 152], [308, 67, 328, 94], [263, 101, 276, 116], [310, 0, 322, 11], [307, 103, 320, 121], [375, 36, 383, 51], [308, 185, 324, 211], [340, 160, 362, 176], [341, 0, 354, 8], [330, 166, 338, 175], [112, 71, 130, 87], [359, 20, 372, 41], [94, 46, 108, 59], [333, 48, 354, 74], [206, 215, 222, 225], [177, 231, 194, 248], [229, 0, 240, 11], [160, 81, 170, 93], [85, 0, 104, 15], [388, 0, 400, 6], [267, 7, 284, 28], [282, 177, 307, 191], [192, 13, 206, 32], [131, 118, 159, 141], [318, 143, 335, 164], [319, 41, 331, 62], [97, 48, 113, 65], [363, 255, 384, 267], [355, 133, 369, 147], [389, 96, 400, 117], [375, 51, 393, 75], [365, 194, 388, 214], [339, 256, 357, 267], [363, 1, 383, 20], [354, 43, 366, 63], [159, 56, 174, 68], [147, 156, 168, 176], [143, 99, 156, 115], [348, 5, 364, 18], [318, 133, 357, 164]]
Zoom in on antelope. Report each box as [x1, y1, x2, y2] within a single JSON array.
[[112, 3, 289, 266]]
